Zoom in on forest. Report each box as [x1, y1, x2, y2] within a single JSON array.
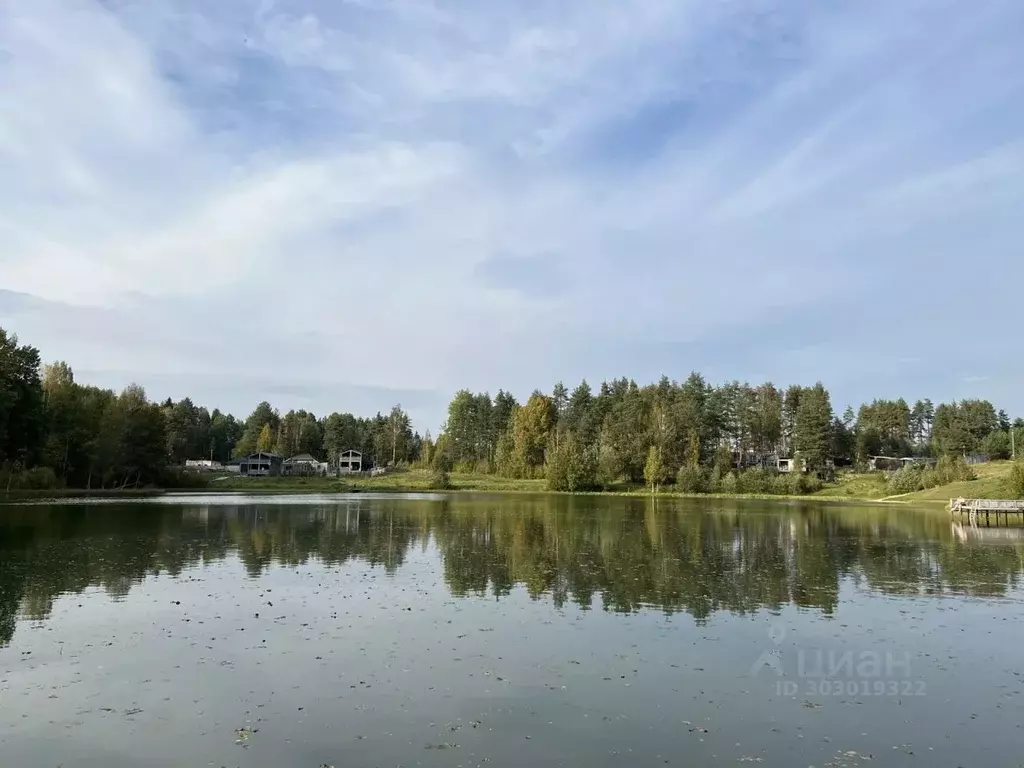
[[0, 328, 419, 490], [433, 379, 1022, 494], [1, 326, 1021, 492]]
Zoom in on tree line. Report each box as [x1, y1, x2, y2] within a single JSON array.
[[0, 328, 420, 490], [432, 376, 1023, 493], [2, 326, 1021, 492]]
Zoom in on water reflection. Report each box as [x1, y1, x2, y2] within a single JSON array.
[[2, 496, 1022, 646]]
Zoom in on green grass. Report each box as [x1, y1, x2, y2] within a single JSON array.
[[206, 468, 547, 494], [813, 472, 890, 500], [812, 461, 1022, 504], [900, 460, 1018, 502]]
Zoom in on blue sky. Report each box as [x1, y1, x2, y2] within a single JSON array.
[[1, 0, 1022, 432]]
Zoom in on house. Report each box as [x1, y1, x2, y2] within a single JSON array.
[[868, 456, 937, 471], [223, 458, 243, 474], [283, 453, 329, 477], [238, 451, 282, 476], [777, 457, 795, 473], [338, 449, 363, 474]]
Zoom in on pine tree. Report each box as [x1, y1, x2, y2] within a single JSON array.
[[793, 383, 833, 472]]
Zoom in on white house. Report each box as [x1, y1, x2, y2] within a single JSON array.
[[338, 449, 363, 474]]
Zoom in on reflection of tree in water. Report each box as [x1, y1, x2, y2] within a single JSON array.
[[1, 498, 1022, 646]]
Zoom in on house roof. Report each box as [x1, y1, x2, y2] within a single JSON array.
[[341, 449, 362, 456], [284, 453, 320, 463], [244, 451, 281, 459]]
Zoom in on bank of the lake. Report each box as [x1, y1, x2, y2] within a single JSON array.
[[4, 461, 1019, 507], [177, 461, 1024, 504]]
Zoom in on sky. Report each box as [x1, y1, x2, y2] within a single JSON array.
[[1, 0, 1022, 433]]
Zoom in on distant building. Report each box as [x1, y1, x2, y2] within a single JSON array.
[[338, 450, 363, 474], [223, 458, 243, 474], [866, 456, 936, 472], [239, 452, 282, 477], [185, 459, 223, 471], [283, 453, 329, 476]]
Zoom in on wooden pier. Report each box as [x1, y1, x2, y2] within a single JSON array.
[[949, 498, 1024, 526]]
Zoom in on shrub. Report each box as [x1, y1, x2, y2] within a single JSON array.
[[1010, 462, 1024, 500], [887, 465, 926, 494], [737, 468, 776, 495], [676, 465, 707, 493], [429, 466, 452, 490], [719, 471, 738, 495], [771, 474, 792, 495], [546, 444, 569, 492], [713, 445, 734, 474], [935, 455, 975, 484], [788, 472, 821, 495], [980, 431, 1012, 461], [707, 465, 724, 493], [16, 466, 61, 490], [429, 454, 453, 490], [566, 443, 599, 492]]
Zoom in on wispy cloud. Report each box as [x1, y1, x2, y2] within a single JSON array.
[[1, 0, 1022, 429]]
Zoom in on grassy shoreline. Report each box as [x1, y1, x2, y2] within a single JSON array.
[[3, 462, 1016, 506]]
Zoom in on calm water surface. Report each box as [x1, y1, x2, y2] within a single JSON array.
[[2, 494, 1023, 767]]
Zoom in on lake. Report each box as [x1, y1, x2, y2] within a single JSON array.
[[2, 494, 1023, 767]]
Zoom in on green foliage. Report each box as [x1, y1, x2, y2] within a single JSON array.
[[257, 423, 273, 452], [933, 400, 999, 456], [675, 464, 707, 493], [888, 455, 976, 495], [735, 468, 776, 495], [513, 393, 554, 474], [856, 399, 912, 459], [934, 455, 976, 484], [793, 473, 822, 494], [493, 429, 518, 478], [2, 320, 1018, 497], [708, 464, 724, 493], [0, 329, 45, 468], [793, 383, 833, 472], [771, 473, 793, 495], [429, 453, 453, 490], [0, 465, 60, 491], [887, 465, 926, 494], [1009, 462, 1024, 500], [596, 438, 620, 486], [644, 445, 664, 493], [980, 430, 1012, 461], [546, 433, 598, 492], [712, 444, 733, 474]]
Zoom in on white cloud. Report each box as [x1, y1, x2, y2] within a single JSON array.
[[1, 0, 1023, 429]]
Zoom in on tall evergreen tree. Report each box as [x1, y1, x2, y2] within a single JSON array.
[[793, 383, 833, 472]]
